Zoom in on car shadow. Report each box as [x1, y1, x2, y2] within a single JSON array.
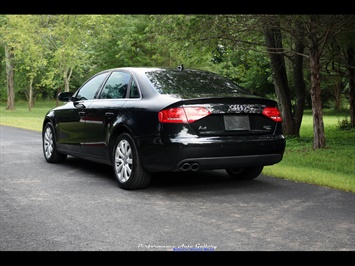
[[61, 156, 278, 193], [148, 170, 277, 193], [63, 156, 114, 179]]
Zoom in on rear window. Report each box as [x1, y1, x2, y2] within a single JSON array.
[[145, 69, 251, 98]]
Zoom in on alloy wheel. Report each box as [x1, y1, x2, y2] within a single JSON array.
[[43, 126, 54, 159], [114, 139, 133, 183]]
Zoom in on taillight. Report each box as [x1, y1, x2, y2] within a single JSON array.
[[262, 107, 282, 122], [158, 107, 211, 123]]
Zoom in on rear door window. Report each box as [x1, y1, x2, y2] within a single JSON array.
[[99, 71, 131, 99]]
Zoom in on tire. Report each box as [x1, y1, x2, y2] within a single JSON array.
[[42, 122, 67, 163], [112, 133, 151, 190], [225, 166, 264, 180]]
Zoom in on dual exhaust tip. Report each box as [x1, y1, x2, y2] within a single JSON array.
[[180, 162, 200, 171]]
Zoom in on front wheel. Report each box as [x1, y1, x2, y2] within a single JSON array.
[[226, 166, 264, 180], [42, 122, 67, 163], [112, 133, 151, 190]]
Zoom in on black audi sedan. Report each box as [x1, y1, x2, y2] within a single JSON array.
[[42, 66, 286, 190]]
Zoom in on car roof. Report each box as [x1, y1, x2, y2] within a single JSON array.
[[101, 66, 211, 75]]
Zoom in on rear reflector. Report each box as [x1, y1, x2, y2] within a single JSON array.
[[262, 107, 282, 122], [158, 107, 211, 123]]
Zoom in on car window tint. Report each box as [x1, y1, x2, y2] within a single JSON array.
[[99, 71, 130, 99], [145, 69, 251, 98], [129, 79, 140, 98], [76, 73, 108, 100]]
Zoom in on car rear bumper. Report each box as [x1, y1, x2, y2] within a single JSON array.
[[137, 135, 286, 172], [177, 154, 283, 171]]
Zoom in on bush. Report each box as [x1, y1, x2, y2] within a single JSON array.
[[337, 117, 352, 130]]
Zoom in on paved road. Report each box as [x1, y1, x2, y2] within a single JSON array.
[[0, 125, 354, 251]]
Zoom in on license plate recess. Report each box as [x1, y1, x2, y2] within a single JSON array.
[[224, 115, 250, 131]]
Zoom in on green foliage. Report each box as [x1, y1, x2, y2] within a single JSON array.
[[0, 14, 354, 113], [210, 46, 275, 96], [0, 15, 108, 99], [337, 117, 352, 130]]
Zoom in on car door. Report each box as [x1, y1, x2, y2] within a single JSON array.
[[56, 72, 109, 154], [82, 71, 131, 159]]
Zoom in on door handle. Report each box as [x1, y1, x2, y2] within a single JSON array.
[[78, 111, 85, 117], [74, 101, 85, 109], [105, 112, 115, 118]]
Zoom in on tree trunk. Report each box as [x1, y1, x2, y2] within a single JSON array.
[[64, 72, 70, 92], [292, 34, 306, 136], [263, 26, 295, 136], [63, 67, 73, 92], [308, 17, 326, 149], [309, 57, 326, 149], [28, 78, 33, 112], [332, 81, 342, 110], [5, 45, 15, 110], [347, 46, 355, 127]]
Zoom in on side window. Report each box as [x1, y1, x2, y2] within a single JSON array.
[[129, 79, 141, 98], [99, 71, 130, 99], [76, 73, 108, 100]]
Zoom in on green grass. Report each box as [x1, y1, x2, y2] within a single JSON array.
[[0, 100, 59, 132], [263, 109, 355, 193], [1, 100, 354, 193]]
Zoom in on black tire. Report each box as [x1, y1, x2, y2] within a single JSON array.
[[112, 133, 151, 190], [42, 122, 67, 163], [225, 166, 264, 180]]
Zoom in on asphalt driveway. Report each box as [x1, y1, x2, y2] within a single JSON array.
[[0, 125, 354, 251]]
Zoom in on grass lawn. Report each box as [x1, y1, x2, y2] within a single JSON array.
[[263, 109, 355, 193], [0, 100, 58, 132]]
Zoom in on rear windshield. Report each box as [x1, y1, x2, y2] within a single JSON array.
[[145, 69, 251, 98]]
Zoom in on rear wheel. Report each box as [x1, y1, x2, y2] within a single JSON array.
[[112, 133, 151, 190], [226, 166, 263, 180], [42, 122, 67, 163]]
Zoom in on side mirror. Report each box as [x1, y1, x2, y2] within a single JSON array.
[[57, 92, 74, 102]]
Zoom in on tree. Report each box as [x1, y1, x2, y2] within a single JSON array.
[[4, 15, 50, 110], [4, 44, 15, 110], [300, 15, 352, 148], [307, 15, 326, 148], [0, 15, 16, 110], [87, 15, 155, 69], [261, 15, 353, 148], [348, 45, 355, 127], [147, 15, 218, 68], [262, 16, 306, 137], [41, 15, 93, 93], [324, 16, 355, 127]]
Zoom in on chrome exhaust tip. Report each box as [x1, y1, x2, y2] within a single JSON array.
[[181, 163, 191, 171], [180, 162, 200, 171], [191, 163, 200, 171]]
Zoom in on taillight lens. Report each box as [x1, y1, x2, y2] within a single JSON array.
[[262, 107, 282, 122], [158, 107, 211, 123]]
